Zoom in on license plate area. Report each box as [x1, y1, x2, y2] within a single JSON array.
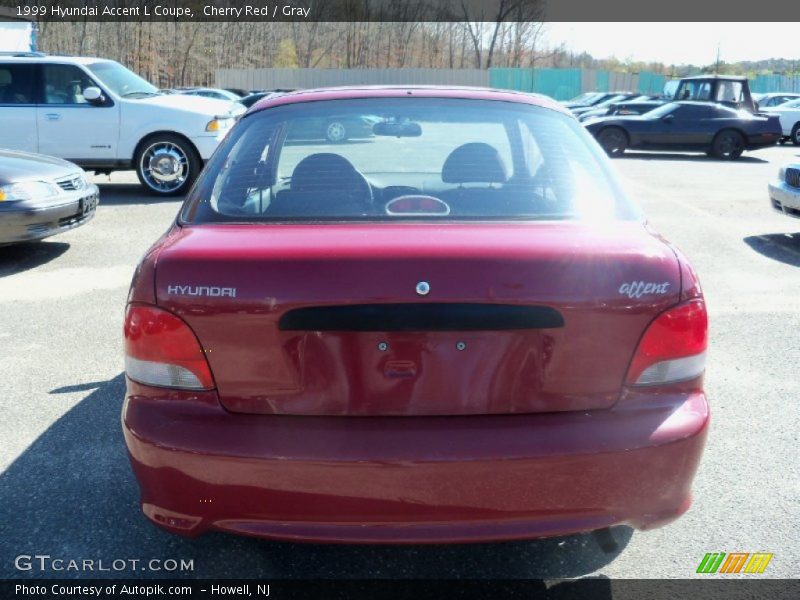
[[79, 194, 98, 216], [289, 329, 555, 415]]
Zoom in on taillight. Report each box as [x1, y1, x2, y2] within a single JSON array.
[[124, 304, 214, 390], [625, 299, 707, 387]]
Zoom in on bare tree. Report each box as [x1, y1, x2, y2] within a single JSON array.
[[38, 6, 560, 85], [459, 0, 545, 69]]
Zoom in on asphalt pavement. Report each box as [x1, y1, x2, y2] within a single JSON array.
[[1, 145, 798, 580]]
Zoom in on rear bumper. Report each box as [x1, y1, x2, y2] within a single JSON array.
[[122, 380, 709, 543], [768, 181, 800, 218], [746, 132, 782, 149], [0, 186, 99, 244]]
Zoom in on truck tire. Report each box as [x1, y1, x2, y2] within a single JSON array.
[[135, 134, 202, 196]]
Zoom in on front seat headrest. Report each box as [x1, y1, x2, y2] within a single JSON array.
[[291, 153, 363, 193], [441, 143, 509, 185]]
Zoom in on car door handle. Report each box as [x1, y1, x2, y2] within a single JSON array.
[[45, 113, 61, 121]]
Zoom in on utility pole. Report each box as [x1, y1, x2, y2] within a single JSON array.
[[714, 43, 721, 74]]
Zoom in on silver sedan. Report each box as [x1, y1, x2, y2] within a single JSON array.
[[0, 150, 99, 244], [768, 163, 800, 219]]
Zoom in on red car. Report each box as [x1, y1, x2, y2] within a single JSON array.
[[122, 87, 709, 544]]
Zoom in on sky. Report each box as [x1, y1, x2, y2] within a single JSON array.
[[544, 23, 800, 66]]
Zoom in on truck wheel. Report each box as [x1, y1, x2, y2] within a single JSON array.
[[711, 130, 744, 160], [135, 134, 201, 196]]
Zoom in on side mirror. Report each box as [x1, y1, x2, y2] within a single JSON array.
[[662, 114, 675, 123], [82, 87, 104, 104]]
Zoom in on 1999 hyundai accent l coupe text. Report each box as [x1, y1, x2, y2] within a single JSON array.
[[122, 86, 709, 543]]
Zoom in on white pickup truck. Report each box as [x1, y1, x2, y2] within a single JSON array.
[[0, 53, 245, 195]]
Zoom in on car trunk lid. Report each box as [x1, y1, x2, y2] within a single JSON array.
[[154, 222, 681, 416]]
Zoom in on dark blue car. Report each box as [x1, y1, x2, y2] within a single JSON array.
[[585, 101, 783, 159]]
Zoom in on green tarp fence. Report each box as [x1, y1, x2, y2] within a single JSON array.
[[752, 74, 800, 93], [489, 68, 667, 100]]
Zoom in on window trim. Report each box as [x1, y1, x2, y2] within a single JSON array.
[[180, 97, 643, 225], [0, 62, 39, 107], [38, 62, 115, 108]]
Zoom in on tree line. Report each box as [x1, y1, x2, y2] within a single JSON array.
[[34, 13, 788, 88], [36, 14, 564, 88]]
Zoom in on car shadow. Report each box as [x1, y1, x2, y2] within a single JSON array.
[[743, 232, 800, 266], [0, 241, 70, 277], [619, 151, 768, 164], [0, 374, 629, 581], [93, 181, 185, 206]]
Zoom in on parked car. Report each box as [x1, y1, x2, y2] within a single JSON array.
[[585, 101, 782, 159], [768, 163, 800, 218], [0, 149, 98, 244], [752, 92, 800, 109], [0, 55, 245, 196], [561, 91, 623, 110], [762, 98, 800, 145], [628, 76, 761, 115], [573, 76, 760, 120], [578, 99, 663, 122], [238, 90, 297, 109], [571, 93, 645, 118], [237, 91, 275, 109], [177, 87, 242, 102], [122, 86, 709, 544], [241, 92, 381, 142], [288, 114, 381, 143]]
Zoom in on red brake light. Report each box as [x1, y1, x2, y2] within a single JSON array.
[[124, 304, 214, 390], [625, 299, 708, 387]]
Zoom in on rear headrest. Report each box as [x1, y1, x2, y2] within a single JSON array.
[[441, 143, 509, 185], [291, 153, 361, 192]]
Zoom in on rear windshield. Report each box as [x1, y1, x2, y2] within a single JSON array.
[[181, 97, 641, 223]]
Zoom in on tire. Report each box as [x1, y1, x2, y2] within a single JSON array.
[[135, 134, 201, 196], [596, 127, 628, 157], [325, 121, 348, 143], [710, 129, 745, 160], [791, 123, 800, 146]]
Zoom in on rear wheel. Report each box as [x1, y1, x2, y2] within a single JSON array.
[[596, 127, 628, 157], [791, 123, 800, 146], [711, 129, 744, 160], [135, 134, 201, 196]]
